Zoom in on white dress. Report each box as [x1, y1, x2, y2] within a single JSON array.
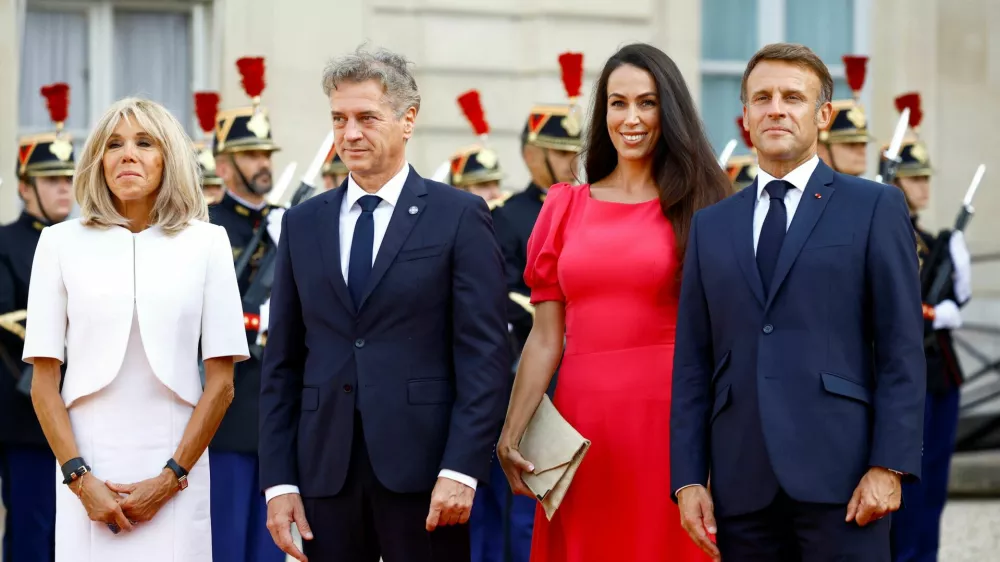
[[21, 220, 249, 562], [55, 311, 212, 560]]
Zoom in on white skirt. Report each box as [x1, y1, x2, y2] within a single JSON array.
[[55, 311, 211, 561]]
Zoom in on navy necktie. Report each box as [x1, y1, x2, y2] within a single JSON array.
[[348, 195, 381, 308], [757, 180, 791, 296]]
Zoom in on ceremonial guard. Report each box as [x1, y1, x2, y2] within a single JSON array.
[[816, 54, 871, 176], [476, 53, 584, 562], [888, 92, 972, 562], [725, 115, 757, 192], [194, 91, 225, 205], [320, 143, 349, 191], [0, 83, 76, 562], [435, 90, 507, 204], [207, 57, 285, 562]]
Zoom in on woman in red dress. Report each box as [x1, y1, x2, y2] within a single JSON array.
[[496, 43, 731, 561]]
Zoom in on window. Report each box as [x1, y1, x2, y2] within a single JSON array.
[[700, 0, 871, 156], [18, 1, 212, 145]]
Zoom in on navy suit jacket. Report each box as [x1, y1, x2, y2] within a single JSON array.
[[670, 160, 926, 517], [259, 166, 510, 497]]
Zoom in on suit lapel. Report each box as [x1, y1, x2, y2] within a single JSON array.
[[730, 181, 767, 308], [318, 185, 357, 315], [764, 161, 836, 310], [359, 166, 427, 310]]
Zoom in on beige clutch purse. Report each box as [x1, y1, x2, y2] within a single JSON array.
[[519, 394, 591, 520]]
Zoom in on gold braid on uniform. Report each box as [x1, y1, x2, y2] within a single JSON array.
[[508, 292, 535, 319], [0, 310, 28, 340], [488, 192, 513, 212]]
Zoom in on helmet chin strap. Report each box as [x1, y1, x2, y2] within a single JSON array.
[[821, 141, 840, 174], [230, 155, 268, 197], [543, 149, 558, 187], [28, 178, 56, 224]]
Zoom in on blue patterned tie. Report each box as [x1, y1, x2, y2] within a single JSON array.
[[348, 195, 381, 308], [757, 180, 791, 296]]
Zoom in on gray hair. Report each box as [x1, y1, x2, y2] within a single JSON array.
[[321, 46, 421, 118]]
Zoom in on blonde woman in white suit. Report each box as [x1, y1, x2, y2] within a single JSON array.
[[22, 97, 249, 561]]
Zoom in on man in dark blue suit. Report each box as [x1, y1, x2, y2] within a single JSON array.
[[670, 43, 927, 562], [259, 46, 510, 562]]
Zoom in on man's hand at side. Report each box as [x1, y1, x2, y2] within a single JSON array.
[[266, 493, 313, 562], [677, 485, 721, 561], [846, 467, 902, 526], [425, 477, 475, 532]]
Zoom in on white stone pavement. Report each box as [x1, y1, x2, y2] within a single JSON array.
[[1, 497, 996, 561]]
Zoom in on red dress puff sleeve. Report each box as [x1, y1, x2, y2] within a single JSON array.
[[523, 182, 580, 304]]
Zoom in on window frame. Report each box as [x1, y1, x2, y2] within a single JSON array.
[[700, 0, 873, 154], [19, 0, 214, 138]]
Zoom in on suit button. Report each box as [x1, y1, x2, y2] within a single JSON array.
[[354, 338, 365, 348], [343, 384, 353, 393], [762, 324, 774, 334]]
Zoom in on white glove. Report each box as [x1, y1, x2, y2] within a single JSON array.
[[932, 299, 962, 331], [256, 298, 270, 346], [949, 231, 972, 303], [266, 207, 284, 244]]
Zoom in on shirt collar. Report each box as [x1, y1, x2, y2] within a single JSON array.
[[226, 189, 268, 211], [756, 155, 820, 200], [346, 161, 409, 210]]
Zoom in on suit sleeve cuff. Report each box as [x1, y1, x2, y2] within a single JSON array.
[[264, 484, 300, 503], [438, 470, 478, 491], [674, 483, 704, 497]]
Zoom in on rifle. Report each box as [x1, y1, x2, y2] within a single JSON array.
[[924, 164, 986, 306]]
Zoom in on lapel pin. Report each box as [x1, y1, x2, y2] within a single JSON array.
[[408, 206, 419, 215], [814, 193, 822, 199]]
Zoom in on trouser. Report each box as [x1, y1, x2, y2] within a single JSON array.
[[469, 455, 534, 562], [0, 443, 56, 562], [891, 388, 961, 562], [209, 449, 286, 562]]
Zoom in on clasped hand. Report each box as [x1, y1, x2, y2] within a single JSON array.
[[77, 468, 178, 532]]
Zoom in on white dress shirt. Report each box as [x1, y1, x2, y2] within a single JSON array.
[[264, 162, 478, 503], [752, 155, 820, 253]]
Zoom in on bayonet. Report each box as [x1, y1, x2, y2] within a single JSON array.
[[875, 107, 910, 184]]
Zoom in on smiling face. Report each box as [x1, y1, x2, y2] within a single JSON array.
[[743, 60, 831, 165], [330, 79, 415, 182], [102, 116, 163, 205], [606, 64, 661, 163]]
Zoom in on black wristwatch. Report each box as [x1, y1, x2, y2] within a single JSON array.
[[164, 458, 189, 491], [61, 457, 91, 485]]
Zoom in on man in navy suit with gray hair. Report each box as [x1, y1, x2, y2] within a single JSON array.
[[671, 42, 926, 562], [259, 45, 510, 562]]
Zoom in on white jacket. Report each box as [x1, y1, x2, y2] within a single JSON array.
[[22, 219, 250, 408]]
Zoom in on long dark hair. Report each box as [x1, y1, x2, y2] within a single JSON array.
[[583, 43, 730, 265]]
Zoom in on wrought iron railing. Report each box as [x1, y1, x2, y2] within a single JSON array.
[[954, 251, 1000, 451]]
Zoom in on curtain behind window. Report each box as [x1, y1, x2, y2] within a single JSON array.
[[113, 10, 192, 133], [701, 0, 758, 155], [19, 9, 90, 132]]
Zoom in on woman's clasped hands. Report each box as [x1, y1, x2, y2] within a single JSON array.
[[74, 469, 179, 534]]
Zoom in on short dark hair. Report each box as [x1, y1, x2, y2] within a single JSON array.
[[740, 43, 833, 106], [583, 43, 730, 268]]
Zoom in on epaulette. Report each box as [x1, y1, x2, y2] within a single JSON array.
[[488, 191, 513, 212]]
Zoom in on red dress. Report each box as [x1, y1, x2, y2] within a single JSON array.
[[525, 183, 710, 562]]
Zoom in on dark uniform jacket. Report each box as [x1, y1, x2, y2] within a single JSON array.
[[491, 183, 546, 355], [208, 192, 281, 453], [915, 218, 965, 395], [0, 212, 52, 446]]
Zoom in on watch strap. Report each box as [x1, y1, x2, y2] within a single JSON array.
[[164, 458, 189, 490], [60, 457, 90, 485]]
